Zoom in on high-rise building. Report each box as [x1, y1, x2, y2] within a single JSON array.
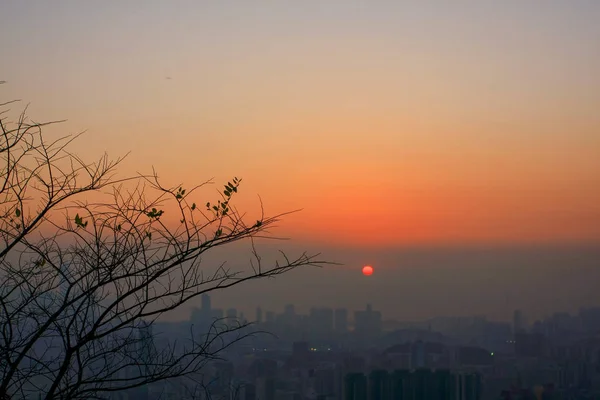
[[284, 304, 295, 316], [456, 373, 482, 400], [433, 369, 456, 400], [513, 309, 526, 334], [309, 307, 334, 337], [344, 372, 367, 400], [369, 370, 392, 400], [201, 293, 211, 314], [315, 367, 336, 397], [256, 377, 275, 400], [265, 311, 275, 323], [335, 308, 349, 333], [132, 320, 155, 399], [347, 369, 481, 400], [412, 368, 432, 399], [390, 369, 412, 399], [211, 308, 223, 320], [226, 308, 237, 326], [354, 304, 382, 340], [238, 382, 256, 400], [256, 307, 263, 324], [515, 332, 546, 358], [292, 341, 310, 365], [191, 294, 214, 328], [213, 361, 234, 395], [138, 321, 154, 368]]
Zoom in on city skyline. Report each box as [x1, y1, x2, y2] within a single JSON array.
[[2, 1, 600, 398], [2, 2, 599, 324]]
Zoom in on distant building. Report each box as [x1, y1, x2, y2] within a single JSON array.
[[283, 304, 297, 327], [291, 341, 310, 366], [226, 308, 238, 326], [256, 306, 263, 324], [237, 382, 256, 400], [211, 308, 224, 321], [344, 369, 481, 400], [314, 367, 336, 397], [284, 304, 295, 316], [190, 294, 214, 329], [343, 372, 367, 400], [201, 293, 211, 313], [382, 341, 448, 370], [513, 309, 526, 335], [335, 308, 349, 333], [309, 307, 334, 337], [256, 377, 275, 400], [265, 311, 275, 323], [515, 332, 547, 358], [580, 307, 600, 333], [354, 304, 382, 340], [369, 369, 392, 400], [457, 346, 494, 367]]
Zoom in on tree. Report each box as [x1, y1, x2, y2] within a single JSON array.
[[0, 83, 326, 399]]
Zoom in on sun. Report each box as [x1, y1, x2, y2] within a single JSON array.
[[362, 265, 374, 276]]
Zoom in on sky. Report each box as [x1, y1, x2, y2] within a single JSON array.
[[1, 1, 599, 321]]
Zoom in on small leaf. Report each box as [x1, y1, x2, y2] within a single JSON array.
[[191, 203, 196, 210], [74, 213, 86, 228], [15, 208, 20, 217]]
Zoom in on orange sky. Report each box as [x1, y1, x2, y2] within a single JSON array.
[[2, 2, 599, 248]]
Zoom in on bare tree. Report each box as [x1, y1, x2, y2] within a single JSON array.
[[0, 83, 326, 399]]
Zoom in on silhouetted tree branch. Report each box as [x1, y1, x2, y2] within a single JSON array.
[[0, 82, 327, 399]]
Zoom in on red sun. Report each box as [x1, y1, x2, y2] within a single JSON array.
[[362, 265, 374, 276]]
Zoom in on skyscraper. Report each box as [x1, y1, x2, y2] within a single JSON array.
[[256, 377, 275, 400], [344, 373, 367, 400], [335, 308, 349, 333], [265, 311, 275, 323], [284, 304, 295, 315], [369, 370, 392, 400], [391, 369, 412, 399], [256, 306, 263, 324], [354, 304, 382, 341], [201, 293, 211, 314], [226, 308, 237, 326], [132, 320, 155, 399], [513, 309, 526, 334]]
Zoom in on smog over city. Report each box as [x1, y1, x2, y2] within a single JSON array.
[[1, 2, 599, 399]]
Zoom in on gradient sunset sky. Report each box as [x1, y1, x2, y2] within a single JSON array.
[[2, 1, 600, 320]]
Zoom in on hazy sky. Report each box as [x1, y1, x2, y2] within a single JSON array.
[[1, 1, 599, 321]]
